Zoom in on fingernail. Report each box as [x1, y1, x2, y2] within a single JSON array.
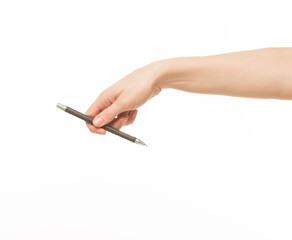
[[93, 116, 103, 127]]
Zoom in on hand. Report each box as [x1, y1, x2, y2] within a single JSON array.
[[85, 62, 163, 134]]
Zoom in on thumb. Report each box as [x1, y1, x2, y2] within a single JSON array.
[[93, 100, 125, 127]]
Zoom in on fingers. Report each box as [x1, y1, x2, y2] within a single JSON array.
[[85, 95, 103, 117], [85, 91, 122, 134], [92, 99, 127, 128], [87, 109, 138, 135], [125, 109, 138, 126], [108, 109, 138, 130], [85, 122, 106, 135], [85, 88, 117, 117], [108, 111, 130, 129]]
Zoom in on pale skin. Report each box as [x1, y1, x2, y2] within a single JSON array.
[[85, 48, 292, 135]]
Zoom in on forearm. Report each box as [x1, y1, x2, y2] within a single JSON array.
[[156, 48, 292, 99]]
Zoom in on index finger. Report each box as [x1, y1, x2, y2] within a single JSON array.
[[85, 97, 102, 117]]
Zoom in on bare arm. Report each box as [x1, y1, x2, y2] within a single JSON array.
[[157, 48, 292, 99], [86, 48, 292, 134]]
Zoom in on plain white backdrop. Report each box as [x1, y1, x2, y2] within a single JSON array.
[[0, 0, 292, 239]]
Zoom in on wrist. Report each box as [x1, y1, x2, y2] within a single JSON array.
[[151, 57, 201, 90]]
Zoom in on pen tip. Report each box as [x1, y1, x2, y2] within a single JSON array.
[[56, 103, 67, 111], [135, 138, 148, 146]]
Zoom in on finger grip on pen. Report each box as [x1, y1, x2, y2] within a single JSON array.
[[65, 106, 136, 143]]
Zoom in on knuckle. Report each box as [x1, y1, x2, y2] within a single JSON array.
[[98, 90, 107, 99], [118, 99, 130, 109], [119, 116, 128, 122], [88, 126, 96, 133]]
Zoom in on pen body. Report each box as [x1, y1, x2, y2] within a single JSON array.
[[65, 106, 137, 143]]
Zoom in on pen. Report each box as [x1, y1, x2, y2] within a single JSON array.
[[57, 103, 147, 146]]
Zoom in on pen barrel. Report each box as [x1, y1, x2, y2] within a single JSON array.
[[65, 107, 136, 143], [102, 125, 136, 143], [66, 107, 94, 124]]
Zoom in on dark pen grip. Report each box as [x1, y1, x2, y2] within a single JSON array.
[[65, 107, 136, 143]]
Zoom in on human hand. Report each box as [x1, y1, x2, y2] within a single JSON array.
[[85, 62, 163, 134]]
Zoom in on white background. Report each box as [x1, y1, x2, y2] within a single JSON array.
[[0, 0, 292, 239]]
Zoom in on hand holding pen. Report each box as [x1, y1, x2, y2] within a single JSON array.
[[85, 64, 162, 135]]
